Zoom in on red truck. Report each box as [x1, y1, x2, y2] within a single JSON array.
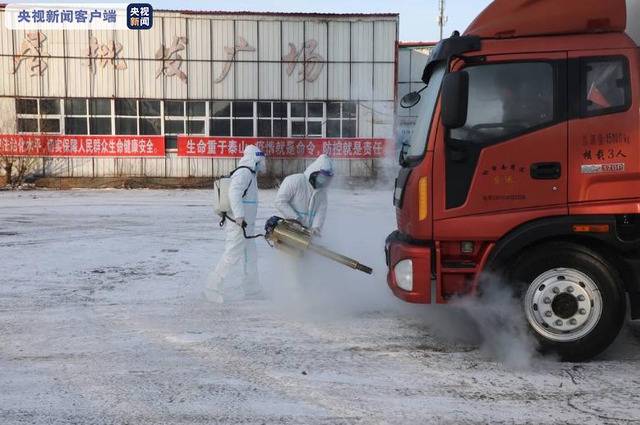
[[387, 0, 640, 361]]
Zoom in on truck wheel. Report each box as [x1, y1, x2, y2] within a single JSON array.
[[511, 242, 626, 361]]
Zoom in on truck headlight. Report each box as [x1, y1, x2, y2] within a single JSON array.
[[394, 259, 413, 292]]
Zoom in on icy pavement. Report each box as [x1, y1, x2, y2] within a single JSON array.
[[1, 188, 640, 425]]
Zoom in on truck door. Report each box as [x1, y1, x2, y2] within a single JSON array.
[[433, 52, 569, 223], [567, 50, 639, 206]]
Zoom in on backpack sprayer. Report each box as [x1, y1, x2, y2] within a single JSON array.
[[263, 216, 373, 275], [214, 171, 373, 275]]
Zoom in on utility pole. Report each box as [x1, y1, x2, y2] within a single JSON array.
[[437, 0, 448, 40]]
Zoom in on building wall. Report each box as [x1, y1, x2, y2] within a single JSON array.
[[0, 10, 398, 179]]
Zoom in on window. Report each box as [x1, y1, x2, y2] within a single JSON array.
[[164, 101, 183, 150], [343, 120, 356, 137], [115, 99, 137, 116], [307, 121, 322, 135], [64, 99, 88, 134], [161, 101, 207, 149], [39, 99, 61, 133], [187, 120, 205, 134], [187, 101, 206, 118], [40, 98, 60, 115], [326, 102, 358, 137], [16, 98, 61, 134], [210, 119, 231, 136], [291, 121, 306, 136], [404, 64, 445, 158], [140, 100, 160, 116], [291, 102, 324, 137], [581, 57, 631, 117], [65, 117, 87, 134], [64, 99, 86, 115], [257, 101, 287, 137], [210, 101, 254, 137], [233, 101, 253, 117], [164, 120, 184, 134], [89, 99, 111, 116], [40, 119, 60, 132], [116, 117, 137, 134], [139, 100, 161, 135], [291, 102, 305, 118], [13, 99, 368, 139], [258, 102, 272, 136], [17, 118, 37, 132], [306, 103, 323, 136], [232, 101, 253, 136], [343, 102, 356, 119], [233, 119, 253, 136], [89, 99, 112, 134], [450, 62, 554, 144], [210, 101, 230, 117], [210, 101, 231, 136], [308, 102, 323, 118], [273, 102, 287, 136], [165, 101, 184, 117], [115, 99, 137, 135], [139, 117, 161, 135], [16, 99, 37, 114], [90, 118, 111, 135]]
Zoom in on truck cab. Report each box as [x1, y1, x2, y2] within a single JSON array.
[[386, 0, 640, 360]]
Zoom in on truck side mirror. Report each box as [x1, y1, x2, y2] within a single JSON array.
[[441, 71, 469, 129], [400, 91, 421, 109]]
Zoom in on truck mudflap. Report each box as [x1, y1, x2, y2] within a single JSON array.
[[385, 231, 432, 303]]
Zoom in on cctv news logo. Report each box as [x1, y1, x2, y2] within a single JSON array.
[[4, 3, 153, 30], [126, 3, 153, 30]]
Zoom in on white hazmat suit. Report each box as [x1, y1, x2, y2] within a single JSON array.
[[274, 154, 334, 233], [206, 145, 265, 303]]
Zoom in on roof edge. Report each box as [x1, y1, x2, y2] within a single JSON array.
[[398, 41, 437, 47], [156, 9, 399, 19], [464, 0, 626, 39], [0, 4, 399, 19]]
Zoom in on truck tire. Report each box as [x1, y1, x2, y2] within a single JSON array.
[[510, 241, 626, 361]]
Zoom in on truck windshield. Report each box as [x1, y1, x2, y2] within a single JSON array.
[[404, 63, 446, 160]]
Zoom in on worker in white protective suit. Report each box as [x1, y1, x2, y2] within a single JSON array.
[[206, 145, 266, 303], [274, 154, 334, 235]]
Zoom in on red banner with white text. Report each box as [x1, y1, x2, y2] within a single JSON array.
[[177, 136, 388, 159], [0, 134, 165, 157]]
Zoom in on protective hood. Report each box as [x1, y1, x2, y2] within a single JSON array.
[[303, 154, 334, 181], [238, 144, 265, 171]]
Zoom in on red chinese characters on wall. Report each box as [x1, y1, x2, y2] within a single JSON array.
[[0, 135, 165, 157], [13, 31, 50, 76], [283, 40, 325, 83], [85, 37, 127, 74], [214, 37, 256, 83], [177, 137, 387, 159], [155, 36, 188, 83]]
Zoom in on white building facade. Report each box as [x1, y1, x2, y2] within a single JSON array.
[[0, 8, 398, 179]]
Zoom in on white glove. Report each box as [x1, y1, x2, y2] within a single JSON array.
[[236, 216, 246, 228]]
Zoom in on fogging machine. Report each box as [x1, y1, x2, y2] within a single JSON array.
[[264, 216, 373, 275]]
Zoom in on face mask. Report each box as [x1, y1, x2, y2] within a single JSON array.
[[316, 174, 329, 188], [310, 172, 332, 189], [256, 160, 265, 172]]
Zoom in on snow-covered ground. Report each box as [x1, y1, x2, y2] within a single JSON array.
[[1, 188, 639, 424]]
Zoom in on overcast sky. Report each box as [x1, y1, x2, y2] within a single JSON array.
[[30, 0, 494, 41]]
